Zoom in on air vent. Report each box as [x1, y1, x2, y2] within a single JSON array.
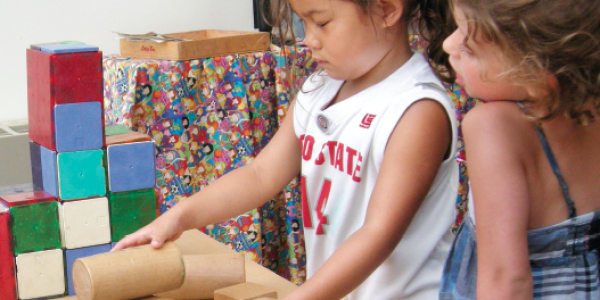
[[9, 124, 29, 134]]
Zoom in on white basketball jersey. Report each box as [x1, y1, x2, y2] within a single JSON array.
[[294, 52, 458, 300]]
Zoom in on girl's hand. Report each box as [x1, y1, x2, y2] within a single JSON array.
[[110, 210, 185, 251]]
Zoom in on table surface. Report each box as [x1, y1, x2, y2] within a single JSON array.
[[57, 230, 298, 300]]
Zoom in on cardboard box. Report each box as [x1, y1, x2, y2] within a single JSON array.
[[119, 30, 270, 61]]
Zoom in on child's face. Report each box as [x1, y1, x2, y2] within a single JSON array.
[[443, 6, 528, 101], [290, 0, 395, 82]]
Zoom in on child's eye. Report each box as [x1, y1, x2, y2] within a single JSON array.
[[459, 42, 474, 57], [317, 21, 330, 28]]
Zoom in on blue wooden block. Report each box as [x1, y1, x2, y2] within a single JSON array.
[[65, 244, 111, 295], [30, 142, 43, 191], [32, 42, 99, 54], [30, 41, 84, 51], [107, 141, 155, 192], [40, 145, 59, 197], [54, 102, 103, 152]]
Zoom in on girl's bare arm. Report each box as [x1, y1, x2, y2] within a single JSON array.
[[112, 102, 303, 250], [464, 102, 533, 300]]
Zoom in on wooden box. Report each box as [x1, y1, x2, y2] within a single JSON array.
[[119, 30, 270, 61]]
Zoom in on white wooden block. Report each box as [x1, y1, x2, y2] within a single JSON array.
[[59, 197, 111, 249], [16, 249, 65, 299]]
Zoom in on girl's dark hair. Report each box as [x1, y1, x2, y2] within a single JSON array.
[[267, 0, 456, 83], [456, 0, 600, 124]]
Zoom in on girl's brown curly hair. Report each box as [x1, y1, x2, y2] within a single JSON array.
[[455, 0, 600, 124]]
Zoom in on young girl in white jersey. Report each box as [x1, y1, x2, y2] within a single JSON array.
[[439, 0, 600, 299], [114, 0, 459, 299]]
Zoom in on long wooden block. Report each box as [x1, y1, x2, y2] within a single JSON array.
[[26, 49, 103, 151], [65, 244, 111, 295], [0, 204, 17, 300], [72, 242, 184, 300], [107, 141, 155, 192], [58, 197, 111, 249], [54, 102, 103, 152], [57, 150, 106, 200], [108, 188, 156, 242], [214, 283, 278, 300], [155, 253, 246, 299], [15, 249, 65, 299]]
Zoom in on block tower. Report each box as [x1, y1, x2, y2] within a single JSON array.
[[0, 42, 157, 300]]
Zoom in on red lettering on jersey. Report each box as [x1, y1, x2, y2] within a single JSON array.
[[315, 179, 331, 235], [360, 113, 376, 128], [352, 153, 362, 182], [346, 147, 357, 176], [300, 176, 313, 228], [326, 141, 337, 166], [334, 142, 344, 172], [301, 135, 315, 161], [314, 143, 327, 165]]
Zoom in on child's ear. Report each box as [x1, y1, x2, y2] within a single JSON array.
[[525, 73, 558, 100], [378, 0, 404, 27]]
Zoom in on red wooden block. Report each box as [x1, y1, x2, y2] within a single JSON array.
[[26, 49, 104, 151], [0, 208, 17, 300], [0, 191, 56, 208]]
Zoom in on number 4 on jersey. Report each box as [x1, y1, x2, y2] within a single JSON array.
[[301, 176, 331, 235]]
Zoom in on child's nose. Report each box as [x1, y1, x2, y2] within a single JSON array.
[[304, 29, 322, 50], [443, 30, 459, 57]]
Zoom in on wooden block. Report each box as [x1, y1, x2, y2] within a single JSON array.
[[30, 41, 86, 51], [9, 199, 61, 255], [26, 49, 103, 151], [106, 132, 152, 146], [65, 244, 111, 295], [107, 141, 155, 192], [40, 144, 59, 197], [108, 188, 156, 242], [0, 204, 17, 300], [105, 124, 133, 136], [214, 283, 278, 300], [54, 102, 104, 152], [57, 150, 106, 200], [0, 190, 55, 208], [72, 242, 184, 300], [36, 43, 99, 54], [155, 253, 246, 299], [58, 197, 111, 249], [16, 249, 65, 299]]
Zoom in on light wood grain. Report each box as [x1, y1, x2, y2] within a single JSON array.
[[58, 230, 297, 300]]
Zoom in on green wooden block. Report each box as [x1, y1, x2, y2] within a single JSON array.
[[11, 201, 61, 254], [57, 150, 106, 200], [105, 124, 132, 136], [108, 188, 156, 242]]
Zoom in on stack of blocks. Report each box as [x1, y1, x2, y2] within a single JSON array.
[[0, 42, 157, 300]]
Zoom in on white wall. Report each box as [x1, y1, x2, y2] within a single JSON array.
[[0, 1, 255, 124]]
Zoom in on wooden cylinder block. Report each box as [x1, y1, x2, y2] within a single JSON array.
[[155, 253, 246, 299], [73, 242, 185, 300]]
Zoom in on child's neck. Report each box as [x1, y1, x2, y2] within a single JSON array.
[[329, 39, 414, 107]]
